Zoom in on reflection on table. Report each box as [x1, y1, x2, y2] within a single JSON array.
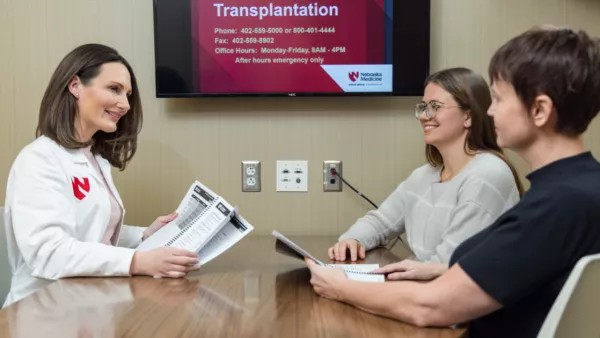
[[0, 236, 465, 338]]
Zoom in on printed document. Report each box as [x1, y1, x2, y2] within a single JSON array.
[[137, 181, 253, 265]]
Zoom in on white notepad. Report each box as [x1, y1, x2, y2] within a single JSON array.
[[325, 264, 384, 282], [272, 230, 385, 283]]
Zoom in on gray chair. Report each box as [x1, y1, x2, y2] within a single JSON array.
[[0, 206, 11, 304], [537, 253, 600, 338]]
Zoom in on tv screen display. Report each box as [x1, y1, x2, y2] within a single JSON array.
[[153, 0, 430, 97]]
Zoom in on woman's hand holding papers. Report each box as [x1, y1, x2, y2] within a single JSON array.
[[142, 211, 178, 241], [305, 258, 349, 301], [130, 247, 201, 278]]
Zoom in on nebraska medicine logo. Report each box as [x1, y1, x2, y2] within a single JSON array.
[[347, 71, 383, 84], [72, 177, 90, 200]]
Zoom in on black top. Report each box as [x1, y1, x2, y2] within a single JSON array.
[[449, 152, 600, 338]]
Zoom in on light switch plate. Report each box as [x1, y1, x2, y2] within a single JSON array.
[[323, 160, 342, 192], [276, 160, 308, 192], [242, 161, 261, 192]]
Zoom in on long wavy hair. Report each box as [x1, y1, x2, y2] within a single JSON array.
[[36, 43, 142, 171], [424, 67, 524, 196]]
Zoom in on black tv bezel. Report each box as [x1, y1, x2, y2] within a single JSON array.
[[152, 0, 431, 98]]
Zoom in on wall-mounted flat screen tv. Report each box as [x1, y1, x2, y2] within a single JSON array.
[[153, 0, 431, 97]]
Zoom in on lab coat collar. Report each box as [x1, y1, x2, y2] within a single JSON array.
[[66, 148, 88, 164]]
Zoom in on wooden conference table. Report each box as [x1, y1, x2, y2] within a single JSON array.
[[0, 236, 466, 338]]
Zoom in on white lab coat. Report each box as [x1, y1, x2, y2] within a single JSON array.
[[2, 135, 145, 307]]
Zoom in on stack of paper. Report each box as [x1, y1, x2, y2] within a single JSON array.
[[136, 181, 254, 266]]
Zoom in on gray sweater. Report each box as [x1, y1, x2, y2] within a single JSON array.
[[339, 152, 520, 263]]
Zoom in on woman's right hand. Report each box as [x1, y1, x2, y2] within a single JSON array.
[[129, 247, 201, 278], [328, 239, 366, 262], [372, 260, 447, 281]]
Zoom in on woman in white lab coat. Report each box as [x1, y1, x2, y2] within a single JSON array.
[[3, 44, 200, 307]]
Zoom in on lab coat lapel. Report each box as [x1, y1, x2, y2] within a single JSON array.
[[95, 156, 124, 209], [67, 148, 104, 192]]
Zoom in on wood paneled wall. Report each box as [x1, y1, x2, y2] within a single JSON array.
[[1, 0, 599, 235]]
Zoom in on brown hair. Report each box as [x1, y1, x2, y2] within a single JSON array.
[[488, 26, 600, 137], [36, 43, 142, 171], [424, 67, 524, 196]]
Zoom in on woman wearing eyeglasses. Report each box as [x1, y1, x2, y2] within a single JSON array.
[[328, 67, 524, 281]]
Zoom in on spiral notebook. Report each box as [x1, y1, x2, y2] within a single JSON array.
[[136, 181, 254, 265], [272, 230, 385, 283]]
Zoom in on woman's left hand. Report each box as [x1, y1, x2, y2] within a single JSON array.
[[305, 258, 348, 301], [142, 211, 178, 241]]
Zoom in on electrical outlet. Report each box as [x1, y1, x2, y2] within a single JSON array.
[[242, 161, 261, 192], [276, 160, 308, 192], [323, 160, 342, 192]]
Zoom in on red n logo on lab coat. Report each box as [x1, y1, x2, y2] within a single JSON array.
[[72, 177, 90, 200]]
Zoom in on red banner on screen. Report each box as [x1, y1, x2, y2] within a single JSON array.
[[193, 0, 388, 94]]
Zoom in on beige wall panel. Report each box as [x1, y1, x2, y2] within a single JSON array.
[[1, 0, 600, 236]]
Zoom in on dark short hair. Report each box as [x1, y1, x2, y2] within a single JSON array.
[[488, 26, 600, 136], [424, 67, 524, 196], [37, 43, 143, 171]]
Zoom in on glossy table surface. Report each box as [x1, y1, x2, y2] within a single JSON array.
[[0, 236, 466, 337]]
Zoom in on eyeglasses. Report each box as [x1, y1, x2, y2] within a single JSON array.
[[414, 101, 462, 119]]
